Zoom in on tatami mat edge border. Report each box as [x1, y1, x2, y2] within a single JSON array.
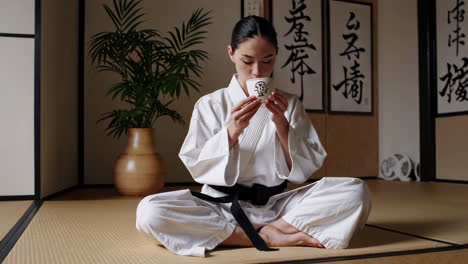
[[0, 200, 43, 263], [433, 179, 468, 185], [365, 224, 460, 246], [266, 245, 468, 264]]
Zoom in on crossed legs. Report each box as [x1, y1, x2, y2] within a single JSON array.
[[220, 218, 325, 248]]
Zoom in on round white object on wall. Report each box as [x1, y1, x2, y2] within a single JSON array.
[[414, 161, 421, 181], [392, 153, 413, 181], [380, 153, 419, 182], [380, 155, 399, 181]]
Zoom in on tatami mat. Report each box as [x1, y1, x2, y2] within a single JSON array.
[[366, 180, 468, 245], [0, 201, 32, 241], [3, 198, 448, 264], [4, 180, 468, 263], [325, 248, 468, 264]]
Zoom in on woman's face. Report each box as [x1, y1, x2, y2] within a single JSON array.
[[228, 36, 277, 90]]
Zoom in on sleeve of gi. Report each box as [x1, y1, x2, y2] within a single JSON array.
[[274, 96, 327, 184], [178, 97, 240, 186]]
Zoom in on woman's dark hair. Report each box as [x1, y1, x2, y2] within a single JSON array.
[[231, 16, 278, 52]]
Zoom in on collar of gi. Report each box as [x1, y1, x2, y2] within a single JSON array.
[[228, 74, 249, 105]]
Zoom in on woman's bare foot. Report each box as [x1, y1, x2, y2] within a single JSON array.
[[221, 219, 325, 248], [259, 224, 324, 248]]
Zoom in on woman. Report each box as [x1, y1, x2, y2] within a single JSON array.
[[136, 16, 371, 257]]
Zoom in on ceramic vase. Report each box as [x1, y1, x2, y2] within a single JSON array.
[[114, 128, 165, 196]]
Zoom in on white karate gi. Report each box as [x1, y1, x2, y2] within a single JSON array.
[[136, 75, 372, 257]]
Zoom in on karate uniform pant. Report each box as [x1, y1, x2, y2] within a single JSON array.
[[136, 177, 372, 257]]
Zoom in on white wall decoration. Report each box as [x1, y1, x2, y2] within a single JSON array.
[[436, 0, 468, 116], [242, 0, 265, 17], [329, 0, 373, 114], [271, 0, 324, 111]]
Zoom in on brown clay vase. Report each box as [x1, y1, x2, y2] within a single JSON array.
[[114, 128, 165, 196]]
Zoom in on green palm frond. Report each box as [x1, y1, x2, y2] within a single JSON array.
[[89, 0, 212, 138], [102, 0, 144, 32], [164, 8, 213, 53]]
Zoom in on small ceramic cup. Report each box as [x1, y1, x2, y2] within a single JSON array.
[[246, 77, 274, 101]]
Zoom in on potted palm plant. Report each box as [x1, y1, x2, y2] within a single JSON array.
[[89, 0, 212, 195]]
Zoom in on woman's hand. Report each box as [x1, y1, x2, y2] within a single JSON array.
[[265, 92, 289, 132], [227, 96, 262, 148]]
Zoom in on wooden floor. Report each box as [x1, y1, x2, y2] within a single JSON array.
[[1, 179, 467, 263]]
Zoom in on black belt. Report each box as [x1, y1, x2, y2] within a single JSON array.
[[190, 181, 287, 251]]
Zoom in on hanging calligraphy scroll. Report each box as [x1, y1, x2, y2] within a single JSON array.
[[329, 0, 373, 114], [271, 0, 324, 112], [436, 0, 468, 116], [241, 0, 265, 17]]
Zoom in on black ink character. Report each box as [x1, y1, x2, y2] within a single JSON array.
[[282, 0, 317, 101], [333, 60, 365, 104], [439, 57, 468, 103], [340, 12, 366, 60], [448, 0, 466, 56], [333, 12, 366, 105]]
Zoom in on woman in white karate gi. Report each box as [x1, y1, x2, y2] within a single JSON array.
[[136, 16, 371, 257]]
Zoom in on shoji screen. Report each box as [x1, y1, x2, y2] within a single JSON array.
[[0, 0, 37, 197]]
